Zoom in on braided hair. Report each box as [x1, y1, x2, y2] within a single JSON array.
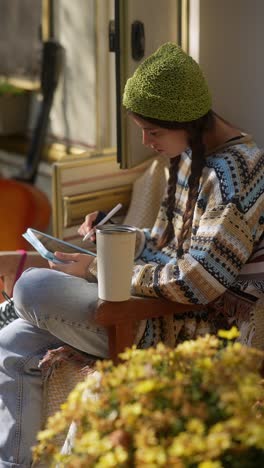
[[132, 110, 215, 257]]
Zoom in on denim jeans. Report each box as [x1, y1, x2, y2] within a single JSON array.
[[0, 268, 108, 467]]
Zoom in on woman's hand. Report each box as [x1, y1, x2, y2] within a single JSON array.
[[77, 211, 99, 242], [48, 252, 95, 279]]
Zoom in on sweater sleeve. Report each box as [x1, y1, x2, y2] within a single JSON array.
[[131, 202, 254, 304]]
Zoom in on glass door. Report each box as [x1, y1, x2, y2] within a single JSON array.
[[114, 0, 186, 168]]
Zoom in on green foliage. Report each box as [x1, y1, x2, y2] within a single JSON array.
[[34, 329, 264, 467], [0, 81, 25, 96]]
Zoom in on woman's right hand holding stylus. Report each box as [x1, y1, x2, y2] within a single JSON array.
[[78, 211, 99, 242]]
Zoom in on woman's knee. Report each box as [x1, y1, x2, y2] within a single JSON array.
[[13, 268, 99, 331], [13, 268, 54, 324], [13, 268, 47, 308]]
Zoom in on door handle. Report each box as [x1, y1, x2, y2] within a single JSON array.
[[131, 20, 145, 60], [109, 20, 116, 52]]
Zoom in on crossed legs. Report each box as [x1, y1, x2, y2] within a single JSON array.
[[0, 267, 108, 467]]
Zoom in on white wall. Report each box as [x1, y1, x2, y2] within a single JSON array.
[[50, 0, 97, 149], [194, 0, 264, 147], [46, 0, 116, 151]]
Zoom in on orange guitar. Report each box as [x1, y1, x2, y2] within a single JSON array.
[[0, 178, 51, 251], [0, 178, 51, 301]]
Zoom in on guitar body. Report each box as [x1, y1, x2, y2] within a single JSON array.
[[0, 178, 51, 250]]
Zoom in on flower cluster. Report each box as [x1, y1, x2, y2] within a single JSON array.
[[34, 328, 264, 467]]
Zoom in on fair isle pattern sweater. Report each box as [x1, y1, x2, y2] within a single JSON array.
[[132, 135, 264, 306]]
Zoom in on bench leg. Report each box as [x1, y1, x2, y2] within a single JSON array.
[[107, 321, 135, 363]]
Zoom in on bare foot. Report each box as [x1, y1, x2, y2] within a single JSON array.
[[0, 251, 48, 299]]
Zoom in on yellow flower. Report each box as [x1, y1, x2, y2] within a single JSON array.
[[202, 357, 213, 368], [198, 461, 223, 468], [206, 431, 231, 453], [134, 379, 158, 394], [121, 403, 142, 421], [33, 333, 264, 467], [95, 448, 127, 467], [186, 418, 205, 435], [218, 326, 240, 340], [137, 445, 167, 465], [175, 371, 184, 381], [37, 428, 56, 441]]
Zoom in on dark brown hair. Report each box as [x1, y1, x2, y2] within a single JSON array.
[[132, 110, 215, 257]]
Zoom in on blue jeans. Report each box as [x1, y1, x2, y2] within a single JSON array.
[[0, 268, 108, 467]]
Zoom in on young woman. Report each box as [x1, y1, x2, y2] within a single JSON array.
[[0, 42, 263, 467]]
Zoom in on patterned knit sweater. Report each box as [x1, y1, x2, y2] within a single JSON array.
[[132, 135, 264, 307]]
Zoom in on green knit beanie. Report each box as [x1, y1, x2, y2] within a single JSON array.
[[123, 42, 212, 122]]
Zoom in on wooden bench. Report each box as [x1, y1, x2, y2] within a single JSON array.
[[94, 296, 203, 363]]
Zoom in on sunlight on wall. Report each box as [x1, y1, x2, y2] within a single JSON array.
[[189, 0, 200, 63]]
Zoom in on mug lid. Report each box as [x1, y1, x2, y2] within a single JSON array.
[[96, 224, 136, 235]]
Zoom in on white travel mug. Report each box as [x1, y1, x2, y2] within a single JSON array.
[[96, 224, 136, 301]]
